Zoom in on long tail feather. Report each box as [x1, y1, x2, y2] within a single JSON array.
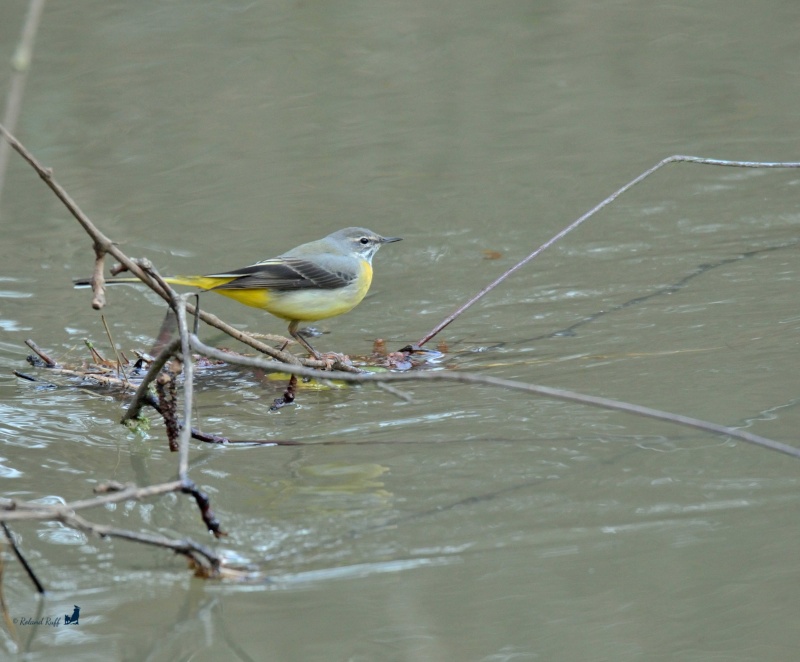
[[73, 275, 235, 290]]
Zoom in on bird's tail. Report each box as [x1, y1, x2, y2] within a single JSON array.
[[73, 274, 233, 290]]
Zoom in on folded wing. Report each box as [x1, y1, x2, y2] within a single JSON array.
[[206, 257, 354, 292]]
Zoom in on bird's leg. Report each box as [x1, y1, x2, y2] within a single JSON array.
[[288, 320, 321, 359]]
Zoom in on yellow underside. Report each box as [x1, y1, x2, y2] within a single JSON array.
[[163, 262, 372, 322]]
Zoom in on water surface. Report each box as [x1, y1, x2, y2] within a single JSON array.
[[1, 1, 799, 659]]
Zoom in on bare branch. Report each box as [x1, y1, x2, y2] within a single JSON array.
[[121, 337, 181, 423], [0, 482, 222, 574], [60, 512, 219, 575], [190, 335, 800, 460], [24, 339, 56, 367]]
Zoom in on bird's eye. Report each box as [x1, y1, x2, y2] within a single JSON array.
[[359, 237, 370, 245]]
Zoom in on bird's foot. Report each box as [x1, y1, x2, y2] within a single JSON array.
[[316, 351, 352, 370]]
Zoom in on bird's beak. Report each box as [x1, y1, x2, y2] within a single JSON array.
[[380, 235, 402, 244]]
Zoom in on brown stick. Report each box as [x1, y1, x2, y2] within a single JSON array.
[[90, 241, 107, 309], [156, 361, 182, 452], [24, 339, 56, 367]]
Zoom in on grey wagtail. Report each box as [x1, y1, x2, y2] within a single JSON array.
[[75, 227, 401, 357]]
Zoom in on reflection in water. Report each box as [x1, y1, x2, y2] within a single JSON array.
[[276, 462, 392, 510]]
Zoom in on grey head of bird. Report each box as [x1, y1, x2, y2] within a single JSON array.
[[287, 227, 402, 263]]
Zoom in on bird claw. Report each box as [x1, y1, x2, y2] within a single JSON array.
[[317, 351, 352, 370]]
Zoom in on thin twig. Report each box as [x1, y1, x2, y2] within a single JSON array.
[[101, 314, 128, 384], [2, 522, 45, 593], [0, 480, 222, 563], [90, 240, 106, 309], [1, 481, 181, 516], [0, 122, 160, 290], [13, 370, 50, 384], [0, 0, 46, 207], [24, 339, 56, 367], [416, 155, 800, 347], [62, 513, 219, 575], [174, 295, 194, 481], [121, 337, 181, 423], [22, 363, 136, 390], [374, 380, 414, 402], [180, 482, 226, 539]]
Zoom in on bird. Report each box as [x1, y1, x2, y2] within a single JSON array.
[[75, 227, 402, 357]]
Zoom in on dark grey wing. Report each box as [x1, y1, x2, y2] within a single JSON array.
[[207, 257, 354, 292]]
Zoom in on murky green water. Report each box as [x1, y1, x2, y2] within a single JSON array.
[[1, 1, 799, 659]]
